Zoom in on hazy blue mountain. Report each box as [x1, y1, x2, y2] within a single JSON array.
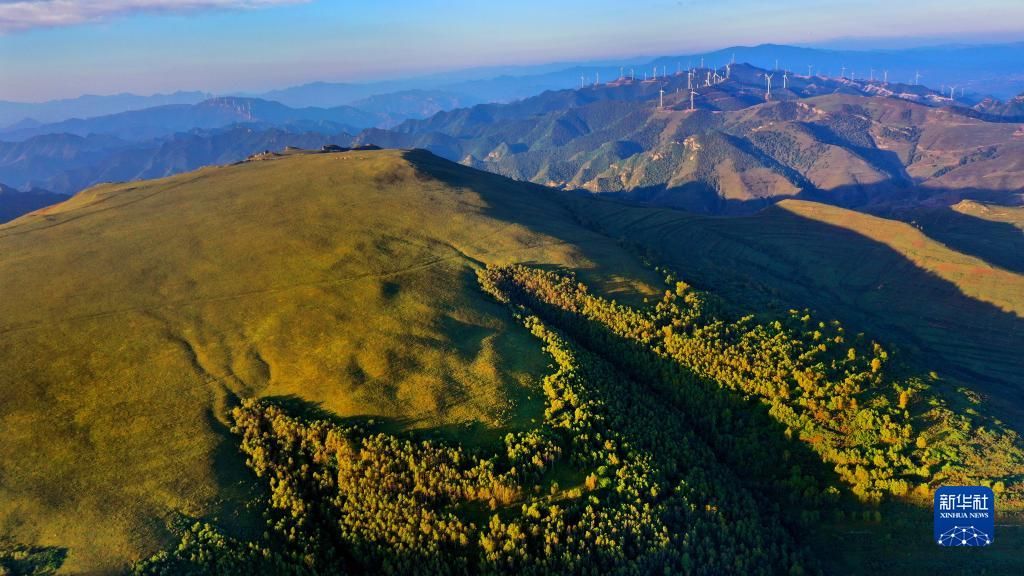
[[348, 90, 483, 125], [260, 43, 1024, 112], [653, 43, 1024, 99], [0, 91, 210, 128], [0, 182, 67, 223], [0, 133, 130, 192], [0, 97, 376, 142], [0, 126, 352, 194], [257, 58, 643, 107]]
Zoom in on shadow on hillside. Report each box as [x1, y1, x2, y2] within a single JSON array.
[[898, 200, 1024, 276], [672, 205, 1024, 428], [623, 177, 1024, 275], [0, 542, 67, 575], [403, 149, 1024, 429], [809, 181, 1024, 272], [262, 394, 510, 448]]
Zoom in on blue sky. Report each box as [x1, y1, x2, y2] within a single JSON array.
[[1, 0, 1023, 101]]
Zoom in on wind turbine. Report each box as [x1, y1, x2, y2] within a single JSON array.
[[884, 70, 889, 83], [726, 63, 732, 79], [783, 70, 789, 89], [580, 75, 585, 89], [595, 72, 600, 86], [914, 70, 921, 85], [764, 73, 774, 100], [631, 68, 635, 81], [687, 70, 693, 90], [949, 85, 957, 100], [653, 66, 658, 80], [690, 89, 699, 111], [659, 89, 665, 109], [841, 65, 846, 79], [807, 64, 814, 78], [705, 70, 712, 86]]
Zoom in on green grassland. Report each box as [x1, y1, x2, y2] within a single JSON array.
[[1, 149, 1022, 573], [0, 149, 659, 572]]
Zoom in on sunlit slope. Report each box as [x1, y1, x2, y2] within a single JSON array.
[[580, 196, 1024, 423], [0, 149, 657, 572]]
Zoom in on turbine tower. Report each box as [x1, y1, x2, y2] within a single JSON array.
[[687, 70, 693, 89], [915, 70, 921, 85], [884, 70, 889, 83], [807, 64, 813, 77], [764, 73, 774, 101], [841, 65, 846, 79], [659, 89, 665, 109], [690, 89, 699, 111], [783, 70, 789, 89], [949, 85, 957, 100]]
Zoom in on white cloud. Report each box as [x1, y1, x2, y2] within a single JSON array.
[[0, 0, 311, 32]]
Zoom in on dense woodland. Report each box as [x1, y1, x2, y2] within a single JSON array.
[[134, 264, 1024, 574]]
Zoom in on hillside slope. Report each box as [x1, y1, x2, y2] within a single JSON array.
[[576, 196, 1024, 423], [0, 149, 657, 572]]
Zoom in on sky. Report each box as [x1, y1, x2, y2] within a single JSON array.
[[1, 0, 1023, 101]]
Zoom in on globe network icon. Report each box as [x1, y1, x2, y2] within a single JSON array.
[[934, 486, 995, 547]]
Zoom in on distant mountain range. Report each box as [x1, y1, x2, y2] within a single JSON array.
[[351, 63, 1024, 214], [0, 91, 211, 129], [0, 97, 376, 142], [5, 42, 1023, 132], [652, 42, 1024, 99], [0, 126, 352, 195], [0, 182, 65, 223]]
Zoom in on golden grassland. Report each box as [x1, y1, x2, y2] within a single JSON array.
[[0, 149, 658, 572]]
